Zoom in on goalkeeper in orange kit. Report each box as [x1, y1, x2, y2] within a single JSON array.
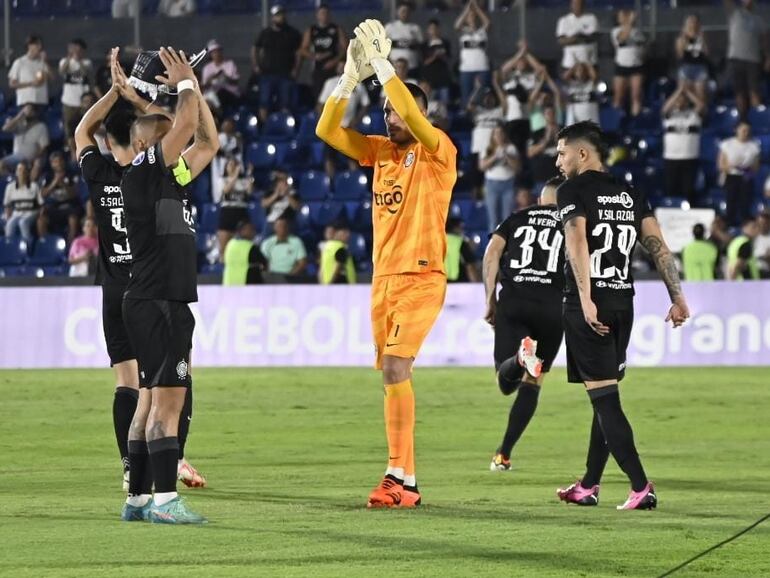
[[316, 19, 457, 508]]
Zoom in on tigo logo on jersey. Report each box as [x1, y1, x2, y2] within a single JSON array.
[[374, 185, 404, 214], [404, 151, 415, 168], [598, 191, 634, 208]]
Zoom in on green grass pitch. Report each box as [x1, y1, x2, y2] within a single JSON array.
[[1, 367, 768, 577]]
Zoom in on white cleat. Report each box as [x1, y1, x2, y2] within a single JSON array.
[[122, 470, 130, 492], [178, 458, 207, 488], [518, 336, 543, 378]]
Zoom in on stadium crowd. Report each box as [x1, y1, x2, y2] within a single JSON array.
[[1, 0, 770, 283]]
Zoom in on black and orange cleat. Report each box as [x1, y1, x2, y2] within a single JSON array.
[[367, 474, 403, 508]]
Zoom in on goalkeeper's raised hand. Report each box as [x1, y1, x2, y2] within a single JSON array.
[[331, 39, 373, 102], [354, 19, 395, 84]]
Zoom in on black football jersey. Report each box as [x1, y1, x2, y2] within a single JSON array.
[[557, 170, 653, 309], [311, 23, 339, 65], [121, 143, 198, 303], [79, 146, 131, 286], [493, 203, 565, 303]]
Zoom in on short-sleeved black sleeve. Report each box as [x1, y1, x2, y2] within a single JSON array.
[[79, 146, 115, 183], [738, 239, 753, 260], [557, 179, 588, 225]]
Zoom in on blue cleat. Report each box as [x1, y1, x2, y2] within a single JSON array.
[[148, 497, 207, 525], [121, 500, 152, 522]]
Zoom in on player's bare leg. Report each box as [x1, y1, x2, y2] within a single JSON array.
[[368, 355, 419, 508], [176, 351, 207, 488], [121, 388, 152, 521], [113, 359, 139, 490]]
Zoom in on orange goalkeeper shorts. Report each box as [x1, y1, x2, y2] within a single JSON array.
[[371, 271, 447, 370]]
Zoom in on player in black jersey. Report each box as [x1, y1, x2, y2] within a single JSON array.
[[75, 48, 207, 492], [554, 122, 689, 510], [119, 48, 219, 524], [483, 177, 566, 472]]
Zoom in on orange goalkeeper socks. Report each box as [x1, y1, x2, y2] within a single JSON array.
[[383, 379, 415, 480]]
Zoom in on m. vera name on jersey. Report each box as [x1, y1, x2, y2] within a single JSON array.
[[526, 208, 560, 228]]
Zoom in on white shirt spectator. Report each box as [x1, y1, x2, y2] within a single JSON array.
[[719, 138, 761, 175], [471, 106, 504, 155], [201, 59, 240, 96], [385, 20, 423, 70], [458, 27, 489, 73], [753, 228, 770, 273], [611, 26, 645, 68], [663, 109, 702, 161], [59, 57, 93, 108], [11, 119, 50, 161], [565, 80, 599, 125], [484, 144, 519, 181], [8, 55, 48, 106], [502, 71, 536, 122], [3, 180, 41, 217], [556, 11, 598, 68], [158, 0, 196, 17], [318, 75, 369, 128]]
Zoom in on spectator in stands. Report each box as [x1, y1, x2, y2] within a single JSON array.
[[563, 62, 600, 126], [386, 2, 423, 78], [317, 61, 369, 177], [0, 104, 49, 179], [556, 0, 598, 73], [662, 85, 705, 207], [301, 4, 347, 100], [3, 161, 41, 244], [479, 124, 519, 232], [223, 220, 267, 285], [59, 39, 92, 154], [725, 0, 769, 121], [527, 103, 561, 187], [201, 40, 241, 112], [251, 5, 302, 123], [612, 9, 645, 117], [455, 0, 491, 108], [444, 217, 480, 283], [529, 69, 563, 132], [675, 14, 710, 105], [682, 223, 718, 281], [753, 211, 770, 277], [516, 187, 535, 209], [498, 40, 543, 158], [727, 218, 760, 280], [8, 35, 50, 108], [211, 117, 244, 202], [260, 216, 307, 276], [261, 169, 300, 238], [111, 0, 137, 18], [319, 220, 355, 284], [419, 80, 449, 132], [421, 19, 452, 104], [217, 158, 254, 259], [719, 121, 761, 226], [68, 216, 98, 277], [158, 0, 196, 17], [66, 92, 96, 162], [468, 76, 506, 199], [37, 151, 81, 244]]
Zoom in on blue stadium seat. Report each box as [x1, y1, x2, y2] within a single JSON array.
[[465, 200, 489, 232], [0, 265, 37, 277], [197, 0, 259, 14], [599, 106, 625, 133], [0, 237, 28, 265], [245, 142, 284, 171], [332, 170, 369, 201], [754, 165, 770, 200], [282, 140, 317, 171], [351, 201, 372, 233], [306, 201, 344, 229], [263, 112, 297, 141], [636, 135, 661, 159], [240, 114, 260, 143], [708, 107, 739, 137], [757, 135, 770, 163], [469, 231, 487, 261], [299, 170, 331, 201], [356, 113, 386, 136], [703, 187, 727, 212], [296, 111, 320, 143], [627, 109, 660, 137], [294, 205, 313, 232], [41, 265, 67, 276], [699, 135, 721, 163], [657, 196, 688, 209], [28, 235, 67, 266], [348, 232, 368, 262], [199, 204, 219, 234], [247, 202, 266, 232], [190, 169, 212, 208], [201, 262, 224, 275], [748, 107, 770, 135]]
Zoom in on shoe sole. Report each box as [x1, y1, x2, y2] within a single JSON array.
[[179, 478, 207, 488], [519, 338, 542, 378], [489, 462, 511, 471]]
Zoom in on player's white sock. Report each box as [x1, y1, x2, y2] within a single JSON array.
[[126, 494, 152, 507], [385, 466, 405, 481], [403, 475, 416, 487], [153, 491, 178, 506]]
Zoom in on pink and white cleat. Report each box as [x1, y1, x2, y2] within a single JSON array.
[[617, 483, 657, 510], [557, 480, 600, 506], [518, 337, 543, 378], [178, 458, 207, 488]]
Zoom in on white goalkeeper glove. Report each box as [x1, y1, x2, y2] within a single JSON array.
[[331, 38, 374, 102], [354, 19, 395, 85]]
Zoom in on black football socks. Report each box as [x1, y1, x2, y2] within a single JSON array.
[[581, 410, 610, 488], [127, 439, 153, 496], [148, 437, 180, 494], [499, 383, 541, 459], [113, 387, 138, 470], [588, 384, 649, 492], [497, 356, 525, 395], [177, 387, 193, 461]]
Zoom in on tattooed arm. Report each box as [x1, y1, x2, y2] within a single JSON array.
[[640, 216, 690, 327], [563, 216, 609, 336], [181, 91, 220, 180]]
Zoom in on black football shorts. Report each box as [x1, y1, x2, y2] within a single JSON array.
[[102, 284, 134, 366], [122, 298, 194, 388], [494, 293, 564, 373], [563, 304, 633, 384]]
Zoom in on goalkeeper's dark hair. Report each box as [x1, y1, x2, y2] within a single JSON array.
[[556, 121, 609, 163], [405, 82, 428, 110], [104, 108, 137, 148]]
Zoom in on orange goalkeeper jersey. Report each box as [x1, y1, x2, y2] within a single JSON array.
[[358, 131, 457, 277]]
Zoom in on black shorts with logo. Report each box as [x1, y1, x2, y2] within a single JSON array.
[[102, 283, 134, 366], [122, 298, 194, 388], [563, 304, 633, 384], [494, 293, 564, 373]]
